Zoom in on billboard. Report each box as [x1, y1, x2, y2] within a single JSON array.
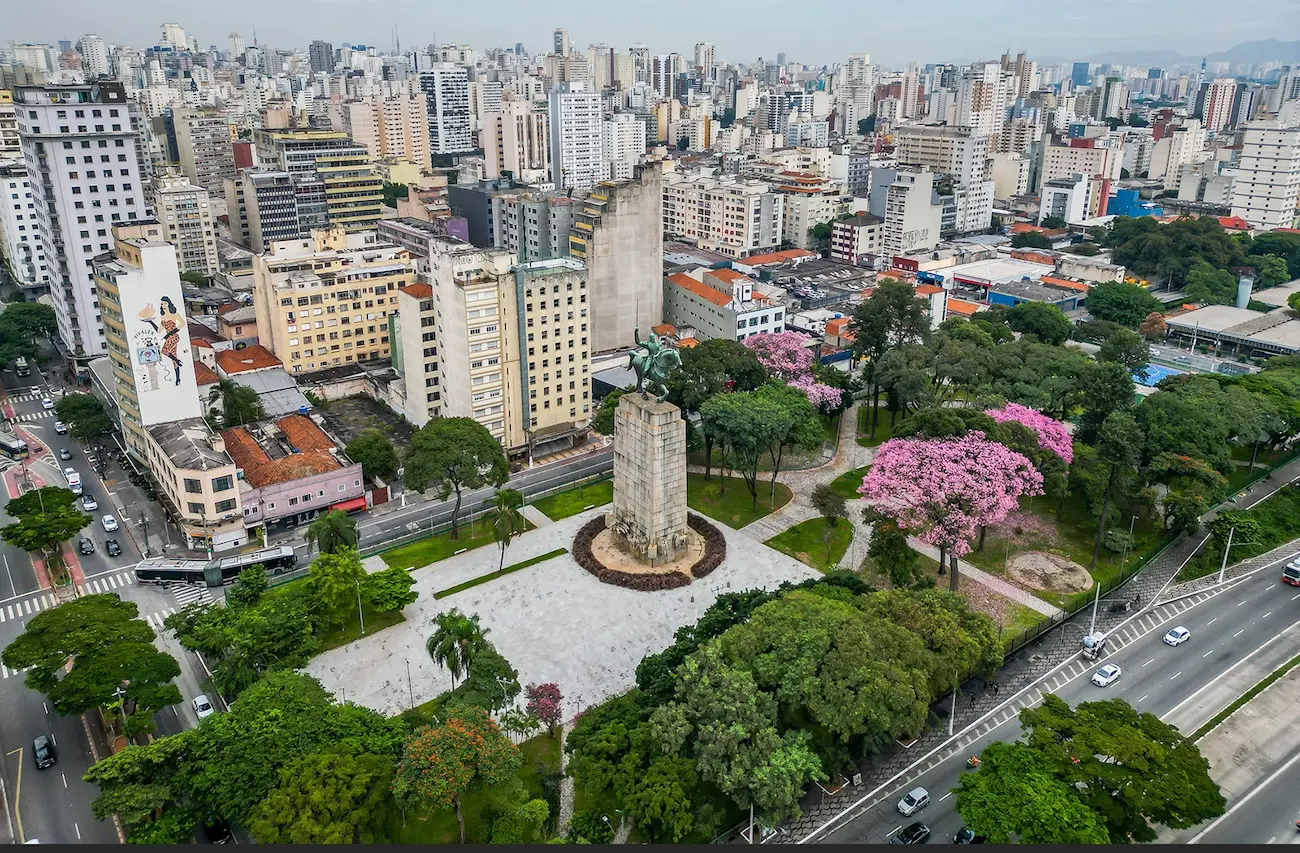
[[121, 244, 203, 426]]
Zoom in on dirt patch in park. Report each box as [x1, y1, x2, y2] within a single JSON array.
[[1007, 551, 1094, 593]]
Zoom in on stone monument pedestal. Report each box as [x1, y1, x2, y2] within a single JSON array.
[[605, 393, 689, 567]]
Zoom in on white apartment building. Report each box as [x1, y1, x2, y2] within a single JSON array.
[[75, 35, 110, 78], [1148, 119, 1207, 186], [549, 81, 604, 192], [883, 167, 942, 256], [894, 125, 995, 232], [784, 119, 830, 148], [0, 93, 19, 158], [989, 152, 1030, 199], [1041, 140, 1123, 187], [602, 113, 646, 182], [0, 159, 51, 292], [335, 94, 430, 167], [1202, 79, 1238, 133], [418, 63, 474, 154], [1040, 174, 1089, 224], [173, 108, 234, 193], [1231, 121, 1300, 231], [149, 171, 218, 275], [776, 174, 852, 249], [663, 267, 784, 342], [661, 171, 785, 259], [14, 82, 148, 362], [830, 213, 885, 263], [956, 62, 1008, 143], [481, 97, 550, 183]]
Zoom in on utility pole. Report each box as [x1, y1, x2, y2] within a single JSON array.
[[1089, 581, 1102, 636], [355, 579, 366, 634], [1217, 525, 1235, 584]]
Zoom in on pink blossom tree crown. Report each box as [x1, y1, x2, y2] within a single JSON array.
[[858, 431, 1045, 556], [743, 331, 816, 382], [984, 402, 1074, 464], [789, 375, 845, 413]]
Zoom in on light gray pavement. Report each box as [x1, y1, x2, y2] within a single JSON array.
[[908, 542, 1063, 617], [306, 506, 818, 718], [520, 504, 554, 528]]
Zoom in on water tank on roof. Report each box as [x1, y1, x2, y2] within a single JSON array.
[[298, 405, 309, 415], [834, 313, 843, 319]]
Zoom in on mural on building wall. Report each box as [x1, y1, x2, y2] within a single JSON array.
[[121, 247, 202, 426], [134, 297, 186, 389]]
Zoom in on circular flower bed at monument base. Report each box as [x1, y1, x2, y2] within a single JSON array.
[[574, 513, 727, 591]]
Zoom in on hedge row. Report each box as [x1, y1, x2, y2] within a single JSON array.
[[686, 512, 726, 579], [432, 547, 569, 599], [573, 516, 693, 592]]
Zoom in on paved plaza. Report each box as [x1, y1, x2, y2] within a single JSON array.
[[308, 506, 818, 717]]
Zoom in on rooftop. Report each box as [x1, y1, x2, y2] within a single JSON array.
[[194, 361, 219, 386], [836, 214, 885, 227], [218, 305, 257, 324], [146, 418, 232, 472], [229, 367, 313, 417], [667, 272, 731, 308], [222, 414, 344, 489], [990, 280, 1083, 303], [1250, 280, 1300, 308], [216, 345, 282, 376], [947, 297, 983, 316], [399, 283, 434, 299], [941, 257, 1056, 284], [740, 248, 817, 267]]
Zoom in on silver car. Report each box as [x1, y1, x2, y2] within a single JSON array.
[[897, 786, 930, 816]]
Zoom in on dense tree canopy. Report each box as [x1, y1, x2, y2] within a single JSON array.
[[345, 429, 399, 481], [405, 417, 510, 538], [1084, 281, 1165, 327]]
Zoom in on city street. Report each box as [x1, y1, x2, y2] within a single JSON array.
[[1188, 744, 1300, 845], [816, 559, 1300, 845]]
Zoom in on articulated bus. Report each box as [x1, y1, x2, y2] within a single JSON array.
[[0, 434, 29, 461], [134, 545, 301, 587]]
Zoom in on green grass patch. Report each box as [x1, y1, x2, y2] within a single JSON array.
[[1193, 652, 1300, 742], [1177, 486, 1300, 583], [433, 548, 568, 599], [687, 473, 791, 528], [379, 518, 535, 572], [829, 465, 870, 501], [530, 479, 613, 520], [1225, 445, 1300, 493], [856, 405, 899, 447], [261, 578, 407, 654], [765, 517, 853, 572]]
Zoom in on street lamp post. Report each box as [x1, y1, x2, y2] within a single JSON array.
[[1217, 525, 1235, 584], [355, 578, 365, 635], [405, 658, 414, 709], [1120, 514, 1137, 569], [139, 511, 150, 557]]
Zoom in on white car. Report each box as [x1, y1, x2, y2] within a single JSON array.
[[40, 397, 53, 410], [1164, 626, 1191, 647], [1091, 663, 1122, 687], [28, 385, 40, 396], [63, 467, 76, 480], [100, 514, 119, 532], [53, 421, 67, 435], [81, 495, 98, 512], [192, 694, 214, 719], [1286, 556, 1300, 571], [897, 787, 930, 816]]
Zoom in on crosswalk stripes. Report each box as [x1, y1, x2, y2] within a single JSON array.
[[5, 393, 45, 404], [0, 593, 56, 622], [1, 663, 35, 680], [144, 608, 177, 631], [11, 411, 54, 422], [80, 571, 136, 595], [168, 583, 212, 609]]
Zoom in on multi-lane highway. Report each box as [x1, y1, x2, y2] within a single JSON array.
[[1188, 744, 1300, 845], [814, 555, 1300, 845]]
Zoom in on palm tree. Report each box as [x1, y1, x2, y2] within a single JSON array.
[[304, 509, 359, 555], [485, 488, 527, 574], [426, 608, 489, 688], [207, 379, 266, 429]]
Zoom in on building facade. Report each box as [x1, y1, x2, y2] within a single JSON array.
[[830, 213, 884, 263], [548, 81, 604, 192], [0, 158, 51, 293], [660, 170, 785, 259], [173, 107, 234, 193], [1231, 121, 1300, 231], [334, 94, 431, 167], [663, 268, 785, 341], [149, 171, 218, 275], [419, 63, 475, 155], [252, 128, 383, 233], [480, 96, 550, 184]]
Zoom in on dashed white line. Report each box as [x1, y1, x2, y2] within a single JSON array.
[[938, 792, 952, 802], [1138, 694, 1149, 702], [74, 824, 80, 840], [1143, 658, 1155, 667], [887, 826, 903, 839], [1207, 617, 1218, 626], [1170, 671, 1183, 681], [1234, 629, 1246, 637], [1263, 612, 1273, 619], [1203, 650, 1214, 658], [1292, 592, 1300, 601], [60, 772, 66, 789], [1237, 600, 1247, 607]]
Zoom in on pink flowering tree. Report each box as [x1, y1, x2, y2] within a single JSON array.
[[524, 682, 563, 734], [790, 375, 846, 414], [984, 403, 1074, 465], [743, 331, 816, 382], [859, 431, 1044, 591]]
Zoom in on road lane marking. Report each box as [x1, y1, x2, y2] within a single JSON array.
[[1208, 617, 1218, 626], [938, 792, 952, 802], [1293, 592, 1300, 601], [60, 772, 66, 788], [1204, 649, 1214, 658], [1171, 671, 1183, 681], [1189, 747, 1300, 843], [1264, 612, 1273, 619], [74, 823, 80, 840], [887, 826, 902, 839], [1139, 694, 1148, 702], [5, 747, 23, 843], [1235, 629, 1246, 637], [1238, 600, 1248, 607], [1143, 658, 1154, 667]]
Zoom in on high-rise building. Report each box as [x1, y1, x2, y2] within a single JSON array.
[[660, 170, 783, 260], [10, 44, 54, 74], [160, 23, 187, 51], [14, 82, 148, 362], [1202, 78, 1238, 132], [76, 35, 110, 78], [601, 113, 646, 181], [334, 94, 430, 167], [1071, 62, 1092, 88], [225, 169, 304, 251], [251, 226, 412, 374], [149, 171, 218, 275], [549, 81, 604, 192], [956, 61, 1009, 143], [480, 96, 550, 183], [252, 128, 384, 233], [553, 28, 570, 57], [0, 159, 51, 294], [418, 63, 474, 154], [883, 167, 943, 256], [651, 54, 684, 100], [308, 40, 335, 75], [173, 107, 235, 192], [229, 33, 246, 61], [841, 54, 877, 125], [894, 125, 996, 233], [694, 42, 715, 83], [1231, 121, 1300, 231], [0, 91, 19, 158]]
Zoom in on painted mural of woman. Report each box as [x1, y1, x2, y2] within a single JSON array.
[[159, 296, 184, 386]]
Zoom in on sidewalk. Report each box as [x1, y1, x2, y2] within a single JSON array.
[[909, 541, 1063, 617]]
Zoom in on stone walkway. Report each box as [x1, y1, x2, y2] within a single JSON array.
[[909, 541, 1063, 617], [555, 721, 575, 839], [521, 504, 554, 528]]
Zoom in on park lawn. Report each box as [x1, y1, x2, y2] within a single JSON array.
[[1178, 486, 1300, 582], [530, 479, 613, 521], [856, 404, 899, 447], [687, 473, 791, 528], [765, 517, 853, 572], [261, 579, 406, 654], [687, 413, 839, 472], [379, 518, 534, 572], [828, 465, 870, 501], [1225, 445, 1299, 493]]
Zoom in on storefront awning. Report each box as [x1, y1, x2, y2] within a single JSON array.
[[330, 496, 367, 513]]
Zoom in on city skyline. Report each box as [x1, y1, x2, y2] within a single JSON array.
[[10, 0, 1300, 68]]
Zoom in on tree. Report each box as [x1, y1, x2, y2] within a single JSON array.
[[1097, 327, 1151, 377], [345, 429, 399, 481], [860, 432, 1044, 590], [304, 509, 359, 555], [490, 797, 550, 844], [1138, 311, 1168, 340], [1040, 215, 1068, 229], [677, 136, 690, 150], [810, 221, 834, 248], [867, 516, 923, 587], [127, 807, 200, 844], [699, 391, 787, 510], [6, 486, 79, 517], [1010, 231, 1053, 249], [1, 487, 93, 584], [849, 279, 931, 438], [857, 114, 876, 135], [405, 417, 509, 539], [810, 483, 848, 565], [955, 740, 1110, 843], [1019, 694, 1226, 843], [1088, 411, 1143, 569], [308, 548, 366, 626], [1006, 301, 1072, 346], [248, 751, 392, 844], [179, 270, 208, 286], [2, 594, 181, 723], [1290, 291, 1300, 315], [568, 808, 616, 843], [427, 608, 489, 689], [1185, 260, 1239, 305], [984, 403, 1074, 464], [1106, 215, 1244, 282], [591, 387, 628, 436], [1084, 280, 1164, 327], [392, 707, 522, 844], [53, 392, 114, 446], [524, 682, 564, 734], [1076, 360, 1136, 445], [621, 755, 699, 842], [667, 338, 767, 478], [742, 330, 816, 382], [1256, 253, 1291, 287], [720, 107, 736, 128], [362, 566, 417, 612], [757, 381, 824, 504], [0, 302, 57, 351], [485, 487, 526, 573], [207, 379, 266, 429], [225, 565, 268, 609], [381, 181, 408, 208]]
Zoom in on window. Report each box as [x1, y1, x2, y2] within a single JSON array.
[[183, 477, 203, 494], [212, 475, 234, 492], [302, 493, 312, 503], [187, 502, 204, 514], [215, 499, 237, 513]]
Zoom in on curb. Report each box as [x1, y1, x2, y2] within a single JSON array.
[[79, 712, 125, 844]]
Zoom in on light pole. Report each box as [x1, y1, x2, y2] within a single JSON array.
[[1217, 525, 1235, 584], [139, 511, 150, 557], [405, 658, 414, 709], [1120, 514, 1137, 570], [355, 578, 366, 635], [1088, 580, 1102, 636]]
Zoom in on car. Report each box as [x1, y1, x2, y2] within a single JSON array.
[[58, 447, 72, 460], [897, 787, 930, 816], [101, 514, 119, 532], [105, 538, 121, 557], [28, 385, 40, 396], [201, 820, 233, 844], [1164, 626, 1191, 647], [40, 397, 53, 410], [890, 823, 931, 845], [81, 495, 98, 512], [53, 420, 67, 435], [63, 466, 76, 480], [78, 537, 94, 555], [1092, 663, 1122, 687], [192, 694, 215, 719], [32, 735, 56, 769], [954, 828, 986, 844]]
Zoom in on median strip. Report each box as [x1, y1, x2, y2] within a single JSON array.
[[432, 548, 568, 599], [1192, 651, 1300, 742]]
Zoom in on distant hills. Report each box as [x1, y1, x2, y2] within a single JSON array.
[[1078, 39, 1300, 69]]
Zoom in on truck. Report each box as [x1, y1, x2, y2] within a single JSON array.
[[14, 357, 29, 377]]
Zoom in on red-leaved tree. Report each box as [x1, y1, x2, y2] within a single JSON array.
[[524, 682, 564, 734]]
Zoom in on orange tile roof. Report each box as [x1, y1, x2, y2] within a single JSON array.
[[400, 282, 434, 298], [667, 273, 732, 308], [192, 337, 213, 349], [1040, 275, 1091, 293], [1216, 216, 1251, 231], [946, 298, 982, 316], [707, 267, 751, 283], [915, 284, 944, 296], [215, 345, 282, 375], [194, 361, 219, 386], [679, 338, 699, 348], [825, 317, 851, 335], [741, 248, 815, 266], [1008, 223, 1045, 234], [652, 323, 678, 336], [221, 415, 342, 489]]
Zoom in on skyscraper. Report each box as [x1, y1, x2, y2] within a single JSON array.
[[418, 63, 474, 154], [76, 35, 110, 78], [308, 40, 335, 75], [549, 81, 604, 192], [553, 28, 570, 57], [1071, 61, 1091, 88]]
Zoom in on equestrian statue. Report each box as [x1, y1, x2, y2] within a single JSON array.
[[627, 328, 682, 401]]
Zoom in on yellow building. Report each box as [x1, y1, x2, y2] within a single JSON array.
[[252, 226, 415, 374]]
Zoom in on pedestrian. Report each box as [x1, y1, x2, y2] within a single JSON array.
[[970, 692, 976, 706], [992, 682, 999, 696]]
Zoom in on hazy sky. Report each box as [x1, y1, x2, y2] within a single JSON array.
[[12, 0, 1300, 67]]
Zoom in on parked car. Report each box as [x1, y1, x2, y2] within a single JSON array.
[[1163, 626, 1191, 647], [53, 420, 67, 435], [192, 694, 215, 720], [897, 787, 930, 816], [105, 539, 121, 557], [1091, 663, 1122, 687], [58, 448, 72, 460], [890, 823, 931, 845], [78, 537, 94, 555], [81, 495, 98, 512], [62, 467, 76, 480], [32, 735, 56, 770], [201, 820, 233, 844], [101, 514, 119, 532]]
